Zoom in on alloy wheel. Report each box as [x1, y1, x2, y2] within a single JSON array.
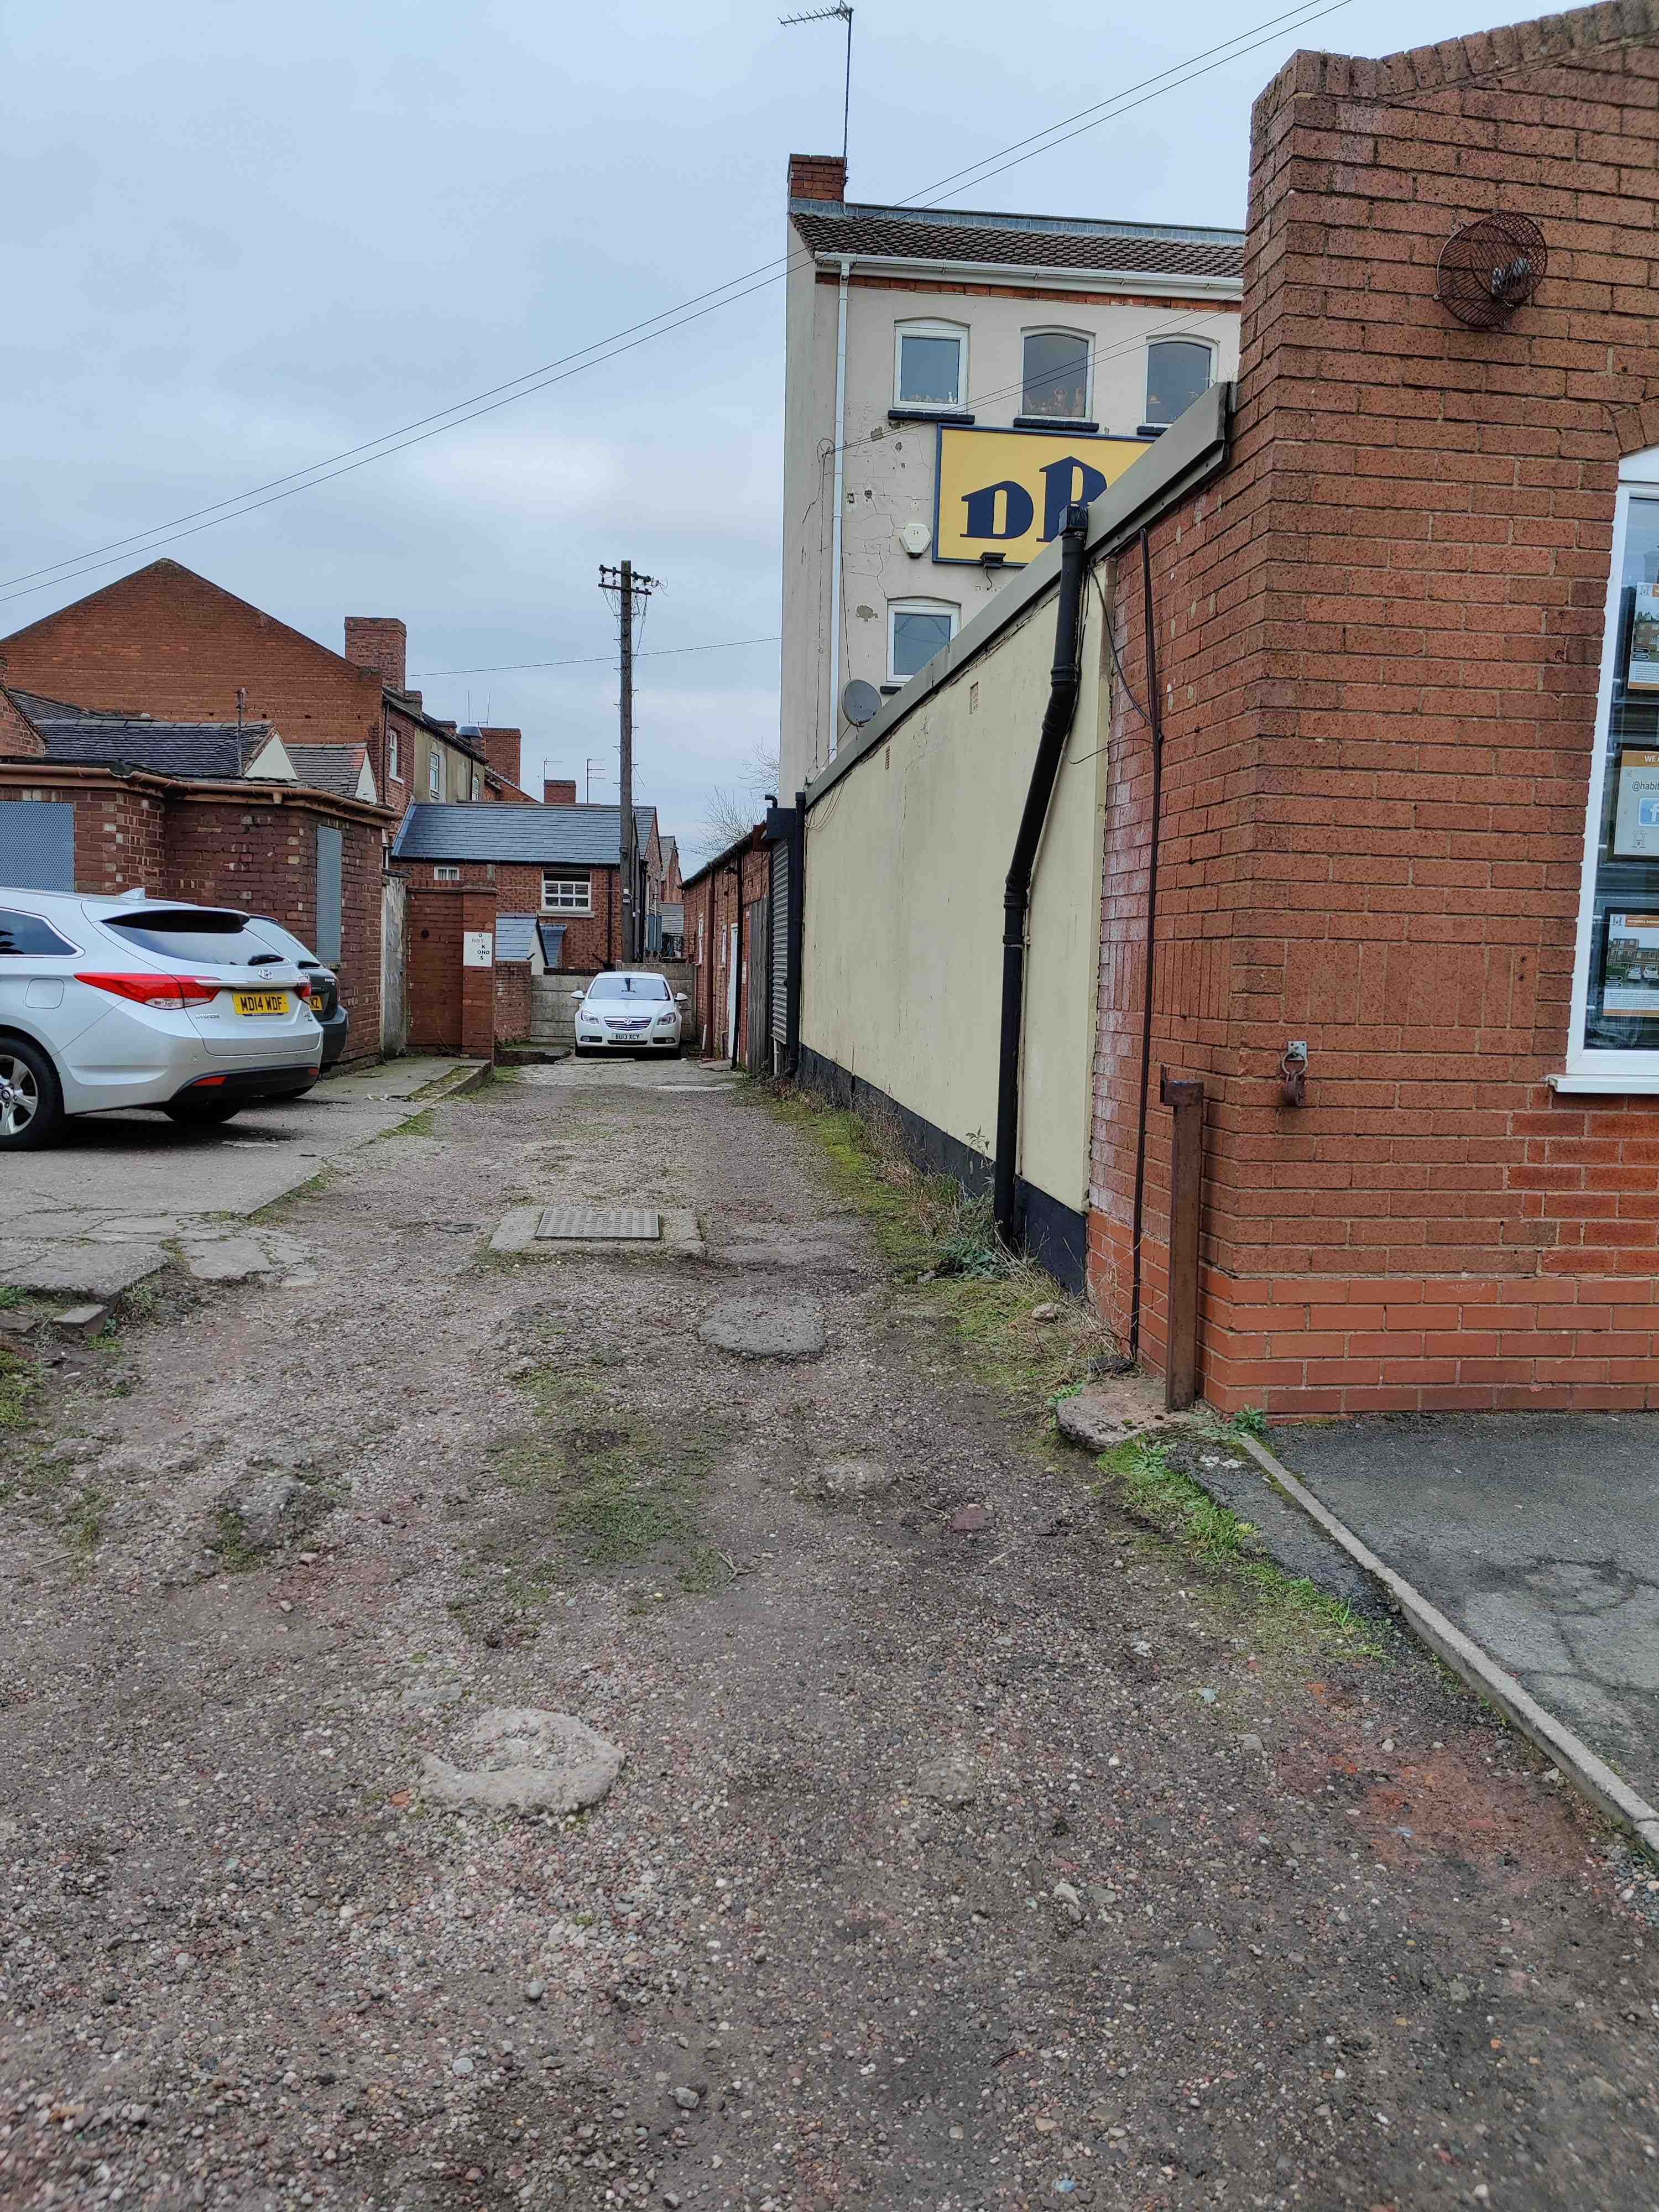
[[0, 1055, 39, 1138]]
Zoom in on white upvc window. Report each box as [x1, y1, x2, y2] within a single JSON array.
[[471, 773, 481, 801], [894, 320, 967, 410], [387, 728, 401, 783], [1144, 337, 1215, 429], [542, 873, 592, 915], [429, 747, 444, 799], [1021, 328, 1092, 420], [433, 864, 460, 883], [1562, 444, 1659, 1092], [888, 598, 959, 684]]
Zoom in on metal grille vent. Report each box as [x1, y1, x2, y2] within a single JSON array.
[[1436, 213, 1546, 330]]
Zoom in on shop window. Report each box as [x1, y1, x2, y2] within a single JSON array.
[[894, 321, 966, 409], [889, 599, 958, 684], [1567, 447, 1659, 1084], [1144, 338, 1214, 429], [542, 873, 592, 915], [1021, 330, 1091, 420]]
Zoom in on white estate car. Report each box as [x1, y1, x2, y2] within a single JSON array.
[[571, 969, 688, 1056], [0, 888, 322, 1150]]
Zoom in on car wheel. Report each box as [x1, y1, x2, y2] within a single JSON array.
[[0, 1037, 65, 1150], [163, 1097, 243, 1126]]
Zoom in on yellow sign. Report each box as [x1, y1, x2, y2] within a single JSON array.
[[932, 425, 1151, 568]]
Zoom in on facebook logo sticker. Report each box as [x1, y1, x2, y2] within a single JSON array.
[[1641, 798, 1659, 827]]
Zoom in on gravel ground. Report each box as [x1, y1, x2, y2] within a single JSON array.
[[3, 1060, 1658, 2212]]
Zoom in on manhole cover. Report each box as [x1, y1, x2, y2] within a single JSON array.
[[535, 1207, 661, 1242]]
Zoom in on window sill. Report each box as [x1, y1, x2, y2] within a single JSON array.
[[1547, 1071, 1659, 1096], [1013, 414, 1100, 432], [887, 407, 973, 426]]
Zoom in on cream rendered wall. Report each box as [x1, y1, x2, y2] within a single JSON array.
[[780, 252, 1236, 795], [801, 563, 1108, 1215]]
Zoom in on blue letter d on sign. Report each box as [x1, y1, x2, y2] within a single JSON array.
[[961, 478, 1036, 540], [1040, 457, 1107, 539]]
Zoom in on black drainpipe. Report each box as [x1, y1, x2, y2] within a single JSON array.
[[1127, 525, 1166, 1364], [993, 503, 1091, 1246]]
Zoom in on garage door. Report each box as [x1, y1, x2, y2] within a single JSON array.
[[0, 802, 74, 893]]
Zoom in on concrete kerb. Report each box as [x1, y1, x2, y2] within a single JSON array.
[[413, 1060, 493, 1104], [1233, 1431, 1659, 1865]]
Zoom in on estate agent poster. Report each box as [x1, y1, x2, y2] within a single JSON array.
[[1614, 747, 1659, 856], [1602, 912, 1659, 1016], [1629, 586, 1659, 687]]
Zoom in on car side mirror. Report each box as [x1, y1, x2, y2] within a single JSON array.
[[568, 990, 583, 1001], [675, 993, 688, 1005]]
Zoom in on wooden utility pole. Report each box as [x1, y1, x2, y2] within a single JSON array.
[[599, 560, 658, 963]]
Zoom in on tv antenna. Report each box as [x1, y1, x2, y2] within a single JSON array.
[[780, 3, 853, 165]]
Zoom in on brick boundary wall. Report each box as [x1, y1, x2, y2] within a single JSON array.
[[1087, 1, 1659, 1416], [399, 858, 620, 969]]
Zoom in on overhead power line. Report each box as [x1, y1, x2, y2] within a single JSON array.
[[410, 634, 780, 679], [0, 0, 1351, 608]]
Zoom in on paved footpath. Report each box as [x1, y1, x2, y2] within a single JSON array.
[[2, 1060, 1658, 2211]]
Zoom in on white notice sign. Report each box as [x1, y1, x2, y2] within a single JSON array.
[[462, 931, 494, 969], [1614, 748, 1659, 857]]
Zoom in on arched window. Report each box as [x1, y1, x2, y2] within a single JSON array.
[[1144, 339, 1215, 430], [1021, 330, 1091, 421]]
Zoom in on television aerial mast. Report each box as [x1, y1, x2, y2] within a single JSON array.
[[779, 3, 853, 165]]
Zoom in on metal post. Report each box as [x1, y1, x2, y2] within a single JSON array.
[[1160, 1071, 1204, 1412], [618, 561, 635, 962]]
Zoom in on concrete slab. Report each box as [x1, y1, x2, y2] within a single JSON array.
[[698, 1295, 825, 1360], [314, 1056, 477, 1103], [0, 1244, 169, 1298], [1271, 1411, 1659, 1811]]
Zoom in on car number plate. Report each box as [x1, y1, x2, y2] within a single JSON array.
[[233, 990, 290, 1016]]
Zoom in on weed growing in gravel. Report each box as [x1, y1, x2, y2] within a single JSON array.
[[1093, 1439, 1385, 1655], [0, 1286, 24, 1310], [451, 1365, 735, 1636], [0, 1348, 36, 1430]]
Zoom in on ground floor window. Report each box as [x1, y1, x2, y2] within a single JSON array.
[[1569, 446, 1659, 1078], [542, 872, 592, 915]]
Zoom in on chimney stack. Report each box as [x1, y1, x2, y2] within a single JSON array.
[[478, 726, 523, 789], [787, 153, 847, 203], [544, 778, 577, 806], [343, 617, 408, 695]]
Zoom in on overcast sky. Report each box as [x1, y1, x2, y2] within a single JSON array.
[[7, 0, 1489, 855]]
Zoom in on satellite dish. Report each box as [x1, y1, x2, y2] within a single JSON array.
[[1436, 212, 1546, 329], [842, 679, 881, 727]]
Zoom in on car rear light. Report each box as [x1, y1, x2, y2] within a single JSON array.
[[191, 1075, 227, 1088], [76, 971, 221, 1009], [297, 979, 312, 999]]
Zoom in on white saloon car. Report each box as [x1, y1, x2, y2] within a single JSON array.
[[571, 969, 688, 1056], [0, 888, 322, 1149]]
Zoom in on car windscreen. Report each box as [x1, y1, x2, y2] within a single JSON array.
[[101, 909, 286, 967], [586, 974, 670, 1001]]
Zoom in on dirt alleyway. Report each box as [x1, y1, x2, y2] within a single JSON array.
[[3, 1060, 1658, 2212]]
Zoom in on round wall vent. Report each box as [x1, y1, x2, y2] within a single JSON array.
[[1436, 212, 1547, 329]]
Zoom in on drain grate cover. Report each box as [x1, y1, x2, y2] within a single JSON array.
[[535, 1206, 661, 1242]]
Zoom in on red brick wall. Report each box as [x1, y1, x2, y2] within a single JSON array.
[[686, 841, 768, 1063], [788, 153, 847, 202], [0, 562, 391, 791], [0, 689, 44, 759], [1087, 2, 1659, 1416], [0, 774, 166, 894], [495, 958, 531, 1045], [163, 792, 385, 1060], [399, 858, 619, 967]]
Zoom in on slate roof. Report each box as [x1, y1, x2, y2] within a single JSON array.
[[289, 744, 367, 799], [34, 717, 279, 780], [393, 801, 657, 865], [790, 201, 1244, 280]]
